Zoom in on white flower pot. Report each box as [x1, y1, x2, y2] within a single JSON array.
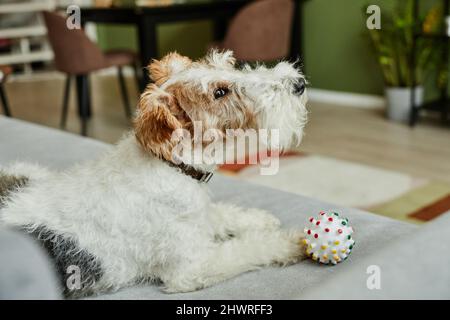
[[385, 86, 424, 123]]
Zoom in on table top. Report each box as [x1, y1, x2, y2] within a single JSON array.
[[78, 0, 251, 10], [136, 0, 249, 7], [76, 0, 302, 12], [71, 0, 305, 25], [69, 0, 267, 24]]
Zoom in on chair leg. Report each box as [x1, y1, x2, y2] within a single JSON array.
[[442, 105, 449, 125], [75, 74, 91, 136], [118, 66, 132, 118], [60, 75, 72, 129], [409, 106, 418, 127], [132, 63, 142, 92], [0, 84, 12, 117]]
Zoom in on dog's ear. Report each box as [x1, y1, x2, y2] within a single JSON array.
[[134, 84, 184, 160], [204, 49, 236, 69], [148, 52, 192, 86]]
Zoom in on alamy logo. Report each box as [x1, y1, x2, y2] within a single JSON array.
[[170, 121, 281, 175], [66, 5, 81, 30], [66, 265, 81, 290], [366, 5, 381, 30], [366, 265, 381, 290]]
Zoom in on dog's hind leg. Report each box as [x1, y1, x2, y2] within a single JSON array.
[[161, 228, 305, 293]]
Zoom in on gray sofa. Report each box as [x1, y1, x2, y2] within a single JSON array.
[[0, 116, 449, 299]]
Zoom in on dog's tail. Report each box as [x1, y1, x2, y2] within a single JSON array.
[[0, 172, 29, 207], [0, 162, 50, 208]]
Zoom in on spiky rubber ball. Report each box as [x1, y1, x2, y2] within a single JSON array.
[[302, 211, 355, 265]]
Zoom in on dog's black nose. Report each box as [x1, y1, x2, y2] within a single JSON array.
[[293, 79, 306, 96]]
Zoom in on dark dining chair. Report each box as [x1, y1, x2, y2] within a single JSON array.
[[0, 65, 12, 117], [211, 0, 294, 62], [43, 11, 140, 136]]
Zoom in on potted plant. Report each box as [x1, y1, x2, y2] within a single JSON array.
[[367, 0, 443, 123]]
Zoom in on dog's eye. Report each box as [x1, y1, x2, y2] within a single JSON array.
[[214, 87, 229, 99]]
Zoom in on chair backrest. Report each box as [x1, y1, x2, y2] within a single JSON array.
[[223, 0, 294, 62], [42, 11, 107, 74], [0, 65, 13, 83]]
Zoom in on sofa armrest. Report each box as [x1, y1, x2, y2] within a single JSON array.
[[0, 228, 61, 299]]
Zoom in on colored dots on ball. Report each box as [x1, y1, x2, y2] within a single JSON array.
[[303, 210, 355, 265]]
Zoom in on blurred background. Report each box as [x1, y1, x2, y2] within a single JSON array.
[[1, 0, 449, 224]]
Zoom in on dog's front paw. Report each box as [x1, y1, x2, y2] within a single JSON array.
[[271, 230, 306, 266], [245, 208, 281, 231]]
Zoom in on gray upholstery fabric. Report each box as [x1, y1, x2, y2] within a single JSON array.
[[302, 211, 450, 299], [0, 117, 109, 170], [0, 116, 423, 299], [0, 228, 61, 299]]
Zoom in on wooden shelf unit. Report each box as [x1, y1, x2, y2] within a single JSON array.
[[0, 0, 55, 73]]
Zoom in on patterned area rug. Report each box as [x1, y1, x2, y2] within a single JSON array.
[[219, 153, 450, 224]]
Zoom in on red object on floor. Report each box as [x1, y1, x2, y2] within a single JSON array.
[[219, 150, 304, 173], [409, 194, 450, 221]]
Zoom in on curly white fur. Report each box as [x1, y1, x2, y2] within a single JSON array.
[[0, 51, 308, 297]]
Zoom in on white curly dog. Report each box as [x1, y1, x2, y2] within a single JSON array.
[[0, 50, 308, 297]]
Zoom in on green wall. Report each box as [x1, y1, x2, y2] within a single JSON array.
[[302, 0, 393, 95], [97, 0, 440, 96], [302, 0, 439, 96], [97, 21, 213, 61]]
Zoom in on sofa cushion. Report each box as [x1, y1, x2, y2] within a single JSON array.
[[0, 228, 61, 299], [0, 117, 109, 169], [302, 211, 450, 299], [0, 116, 417, 299]]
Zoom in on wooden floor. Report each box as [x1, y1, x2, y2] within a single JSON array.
[[3, 73, 450, 183], [3, 72, 139, 144], [301, 103, 450, 183]]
